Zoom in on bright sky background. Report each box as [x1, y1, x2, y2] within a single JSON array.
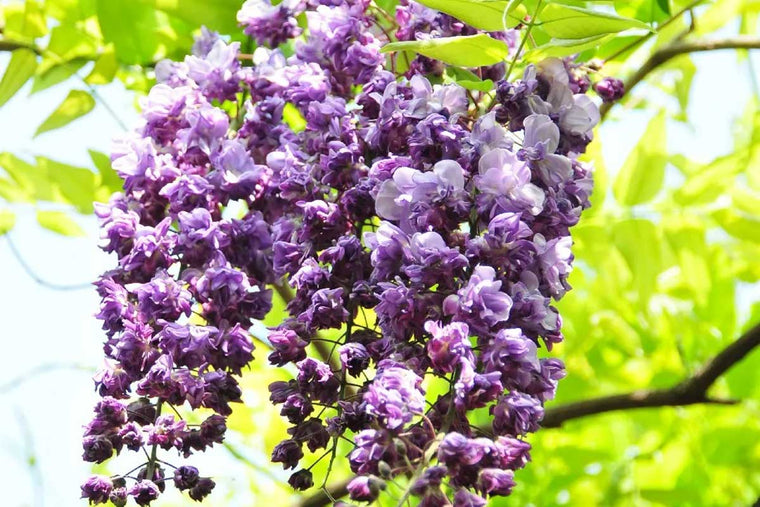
[[0, 33, 758, 507]]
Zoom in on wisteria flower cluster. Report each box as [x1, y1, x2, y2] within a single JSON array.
[[82, 0, 611, 505]]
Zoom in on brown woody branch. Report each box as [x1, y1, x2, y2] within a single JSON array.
[[297, 322, 760, 506], [536, 321, 760, 428], [601, 35, 760, 120]]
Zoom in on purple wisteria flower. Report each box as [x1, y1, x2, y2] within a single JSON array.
[[83, 2, 597, 504]]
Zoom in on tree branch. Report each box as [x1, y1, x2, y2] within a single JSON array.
[[602, 35, 760, 120], [298, 481, 349, 507], [541, 321, 760, 428]]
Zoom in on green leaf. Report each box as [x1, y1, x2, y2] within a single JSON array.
[[0, 178, 30, 203], [615, 0, 670, 24], [144, 0, 244, 36], [0, 152, 61, 202], [673, 154, 741, 206], [413, 0, 527, 31], [0, 49, 37, 108], [37, 157, 97, 213], [84, 47, 118, 85], [283, 103, 306, 133], [612, 219, 662, 302], [539, 4, 651, 40], [382, 34, 510, 68], [36, 210, 85, 236], [712, 209, 760, 243], [456, 79, 495, 91], [527, 34, 613, 60], [31, 59, 88, 94], [0, 209, 15, 235], [613, 111, 667, 206], [672, 56, 695, 121], [3, 1, 47, 40], [96, 0, 163, 64], [89, 150, 123, 194], [39, 24, 99, 74], [34, 90, 96, 137], [443, 67, 495, 91]]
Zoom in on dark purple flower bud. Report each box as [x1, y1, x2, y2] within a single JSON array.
[[424, 321, 473, 374], [288, 469, 314, 491], [200, 414, 227, 444], [93, 397, 129, 426], [268, 380, 298, 404], [268, 327, 309, 366], [81, 475, 113, 504], [492, 393, 544, 436], [411, 466, 448, 496], [129, 480, 160, 506], [453, 489, 487, 507], [174, 466, 200, 490], [339, 342, 371, 376], [347, 476, 381, 502], [145, 414, 187, 450], [438, 432, 487, 467], [201, 370, 242, 415], [118, 422, 144, 451], [477, 468, 515, 497], [189, 477, 216, 501], [82, 436, 114, 464], [126, 398, 156, 425], [271, 439, 303, 469], [288, 418, 330, 452], [281, 392, 314, 424], [299, 287, 349, 330], [594, 77, 625, 103], [109, 487, 128, 507], [297, 357, 340, 404]]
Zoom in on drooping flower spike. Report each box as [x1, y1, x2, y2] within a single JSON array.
[[82, 1, 601, 505]]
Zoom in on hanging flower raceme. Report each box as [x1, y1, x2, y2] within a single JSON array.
[[82, 0, 603, 505]]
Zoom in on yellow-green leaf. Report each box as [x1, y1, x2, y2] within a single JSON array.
[[283, 103, 306, 133], [413, 0, 527, 30], [613, 111, 667, 206], [31, 59, 88, 94], [712, 208, 760, 243], [540, 4, 651, 40], [36, 210, 85, 236], [0, 49, 37, 108], [84, 47, 118, 85], [0, 209, 15, 235], [382, 34, 510, 68], [34, 90, 96, 137]]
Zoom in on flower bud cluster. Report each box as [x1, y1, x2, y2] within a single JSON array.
[[82, 1, 601, 505]]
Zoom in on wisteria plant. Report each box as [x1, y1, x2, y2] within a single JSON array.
[[80, 0, 627, 505]]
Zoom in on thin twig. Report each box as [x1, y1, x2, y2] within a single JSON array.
[[4, 234, 93, 291], [602, 35, 760, 119]]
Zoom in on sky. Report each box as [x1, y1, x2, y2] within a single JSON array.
[[0, 35, 758, 507]]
